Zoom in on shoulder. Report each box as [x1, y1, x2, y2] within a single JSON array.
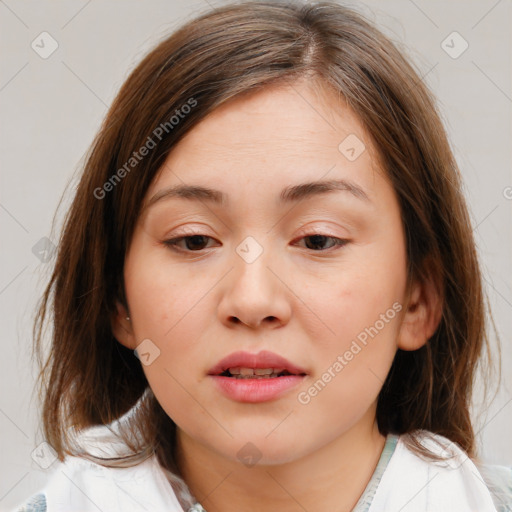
[[12, 493, 47, 512], [478, 463, 512, 512], [14, 453, 186, 512], [368, 430, 502, 511], [405, 431, 512, 511]]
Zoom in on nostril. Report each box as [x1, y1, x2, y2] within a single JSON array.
[[229, 316, 278, 328]]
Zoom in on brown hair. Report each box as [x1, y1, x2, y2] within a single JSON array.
[[34, 0, 499, 473]]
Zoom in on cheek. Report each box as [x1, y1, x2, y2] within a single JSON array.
[[318, 238, 406, 342], [125, 247, 210, 343], [126, 268, 213, 434], [304, 232, 406, 392], [294, 266, 403, 436], [127, 268, 212, 378], [123, 248, 214, 400]]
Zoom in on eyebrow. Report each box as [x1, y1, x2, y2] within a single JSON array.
[[144, 178, 371, 211]]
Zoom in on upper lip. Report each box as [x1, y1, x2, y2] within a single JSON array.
[[208, 350, 308, 376]]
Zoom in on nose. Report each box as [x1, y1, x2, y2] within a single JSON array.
[[217, 242, 292, 330]]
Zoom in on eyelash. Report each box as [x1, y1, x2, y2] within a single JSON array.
[[162, 233, 349, 254]]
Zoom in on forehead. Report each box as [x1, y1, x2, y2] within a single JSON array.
[[146, 80, 386, 203]]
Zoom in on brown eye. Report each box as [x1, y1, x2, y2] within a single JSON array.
[[163, 233, 349, 254], [164, 235, 216, 252], [296, 234, 349, 252]]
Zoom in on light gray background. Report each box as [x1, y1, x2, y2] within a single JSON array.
[[1, 0, 511, 510]]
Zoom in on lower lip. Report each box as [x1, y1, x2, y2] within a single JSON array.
[[209, 375, 306, 403]]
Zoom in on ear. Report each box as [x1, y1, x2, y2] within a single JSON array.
[[111, 300, 137, 350], [397, 267, 443, 351]]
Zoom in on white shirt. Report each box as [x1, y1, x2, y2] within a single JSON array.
[[16, 428, 506, 511]]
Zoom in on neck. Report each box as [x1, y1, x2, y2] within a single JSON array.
[[175, 408, 386, 512]]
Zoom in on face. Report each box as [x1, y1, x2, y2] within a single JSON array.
[[115, 80, 414, 466]]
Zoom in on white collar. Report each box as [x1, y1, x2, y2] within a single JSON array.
[[368, 431, 498, 511], [42, 428, 497, 511]]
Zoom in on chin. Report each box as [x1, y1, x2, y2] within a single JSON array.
[[210, 432, 306, 467]]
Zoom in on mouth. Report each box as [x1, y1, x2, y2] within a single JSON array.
[[207, 350, 308, 403], [217, 367, 305, 379], [208, 349, 308, 378]]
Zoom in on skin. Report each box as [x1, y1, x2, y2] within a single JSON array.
[[112, 79, 441, 511]]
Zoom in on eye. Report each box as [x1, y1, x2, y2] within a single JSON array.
[[163, 235, 218, 253], [294, 234, 349, 252], [163, 233, 349, 254]]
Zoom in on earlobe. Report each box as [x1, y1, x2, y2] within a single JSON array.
[[111, 300, 136, 350], [397, 272, 443, 351]]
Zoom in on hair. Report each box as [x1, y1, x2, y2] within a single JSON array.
[[34, 0, 499, 476]]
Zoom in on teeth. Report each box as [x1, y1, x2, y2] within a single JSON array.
[[254, 368, 274, 376], [233, 373, 279, 379], [227, 367, 285, 376], [224, 367, 292, 379]]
